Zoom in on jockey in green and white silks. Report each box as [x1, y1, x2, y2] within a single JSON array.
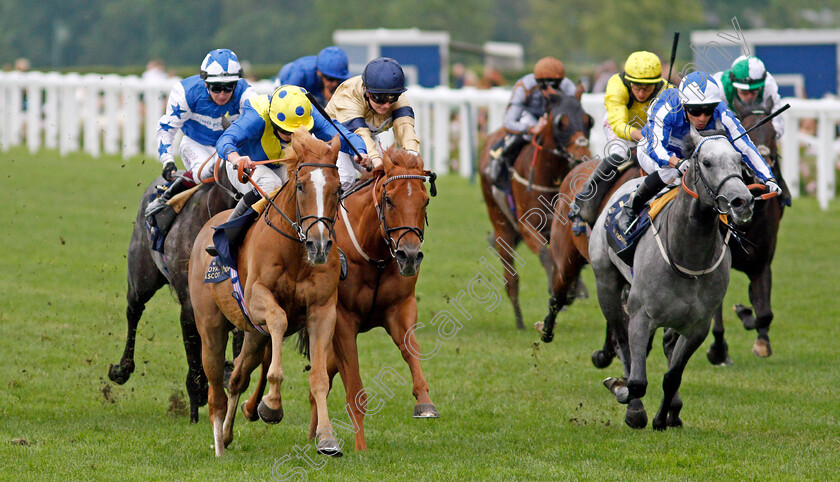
[[713, 55, 784, 138]]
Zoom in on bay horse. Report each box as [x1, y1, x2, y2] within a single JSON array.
[[188, 130, 344, 457], [238, 147, 437, 452], [706, 99, 787, 364], [537, 157, 641, 359], [591, 127, 755, 429], [478, 91, 592, 329], [108, 159, 237, 423]]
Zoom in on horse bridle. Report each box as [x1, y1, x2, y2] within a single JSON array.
[[263, 162, 340, 243], [372, 171, 437, 257], [684, 135, 753, 215]]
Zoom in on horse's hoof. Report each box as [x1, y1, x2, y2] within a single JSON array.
[[317, 436, 343, 457], [591, 350, 614, 369], [413, 403, 439, 418], [666, 413, 683, 428], [241, 402, 259, 422], [603, 377, 629, 404], [752, 338, 772, 358], [190, 408, 199, 424], [706, 345, 733, 366], [734, 304, 756, 330], [257, 400, 284, 424], [625, 399, 647, 429], [108, 361, 134, 385]]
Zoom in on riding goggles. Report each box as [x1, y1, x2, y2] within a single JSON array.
[[207, 82, 237, 93], [536, 78, 563, 90], [684, 103, 717, 117], [368, 92, 401, 105]]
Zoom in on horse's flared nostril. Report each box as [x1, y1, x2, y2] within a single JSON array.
[[395, 250, 407, 264], [324, 239, 332, 256]]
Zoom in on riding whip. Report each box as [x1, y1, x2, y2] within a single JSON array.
[[731, 104, 790, 143], [304, 91, 371, 171], [667, 32, 680, 85]]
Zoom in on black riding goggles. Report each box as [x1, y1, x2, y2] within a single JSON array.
[[321, 73, 342, 83], [207, 82, 237, 93], [536, 78, 563, 90], [368, 92, 401, 105], [684, 103, 717, 117]]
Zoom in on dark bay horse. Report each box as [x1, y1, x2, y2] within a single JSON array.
[[239, 147, 437, 452], [109, 160, 236, 423], [479, 92, 592, 329], [536, 158, 641, 356], [591, 128, 755, 430], [188, 130, 344, 457], [706, 100, 787, 364]]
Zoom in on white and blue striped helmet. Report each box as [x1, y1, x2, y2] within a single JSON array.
[[200, 49, 243, 83], [679, 71, 722, 106]]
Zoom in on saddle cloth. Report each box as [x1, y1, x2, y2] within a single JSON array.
[[604, 186, 681, 266]]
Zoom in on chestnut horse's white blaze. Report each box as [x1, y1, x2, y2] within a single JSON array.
[[311, 168, 327, 237]]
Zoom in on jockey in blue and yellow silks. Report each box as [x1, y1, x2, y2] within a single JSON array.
[[215, 85, 367, 222]]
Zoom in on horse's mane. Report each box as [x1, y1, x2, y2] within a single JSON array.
[[682, 128, 727, 156], [285, 128, 336, 170], [384, 145, 423, 170]]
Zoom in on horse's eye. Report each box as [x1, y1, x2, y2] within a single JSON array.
[[385, 196, 393, 207], [296, 183, 304, 192], [703, 160, 712, 168]]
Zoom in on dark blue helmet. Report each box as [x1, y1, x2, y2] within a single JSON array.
[[362, 57, 407, 94]]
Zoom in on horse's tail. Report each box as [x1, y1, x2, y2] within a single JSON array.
[[295, 326, 310, 360]]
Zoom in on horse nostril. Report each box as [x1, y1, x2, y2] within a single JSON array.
[[324, 239, 332, 253], [305, 240, 316, 252], [416, 251, 424, 265], [731, 198, 744, 208], [395, 250, 407, 263]]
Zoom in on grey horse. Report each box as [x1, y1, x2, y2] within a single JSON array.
[[589, 127, 756, 430], [109, 167, 237, 423]]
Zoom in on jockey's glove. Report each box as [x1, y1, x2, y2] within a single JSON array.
[[162, 161, 177, 182], [766, 179, 782, 196], [675, 158, 690, 175]]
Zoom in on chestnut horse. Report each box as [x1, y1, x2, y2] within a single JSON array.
[[239, 147, 437, 452], [537, 157, 641, 358], [706, 100, 787, 363], [109, 160, 237, 423], [188, 130, 344, 457], [479, 92, 592, 329]]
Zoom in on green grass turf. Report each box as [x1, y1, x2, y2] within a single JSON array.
[[1, 147, 839, 480]]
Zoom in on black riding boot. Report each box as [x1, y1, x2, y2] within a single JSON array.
[[616, 171, 668, 234], [486, 134, 527, 185], [145, 176, 190, 218], [205, 190, 260, 257], [569, 153, 626, 223]]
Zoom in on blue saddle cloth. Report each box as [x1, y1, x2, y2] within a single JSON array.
[[203, 257, 232, 284], [605, 193, 652, 266]]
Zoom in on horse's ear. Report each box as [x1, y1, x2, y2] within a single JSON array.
[[290, 128, 309, 160], [329, 134, 340, 164], [574, 83, 584, 101], [689, 124, 703, 145], [382, 149, 395, 173]]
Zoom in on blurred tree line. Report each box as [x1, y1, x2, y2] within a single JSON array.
[[1, 0, 838, 75]]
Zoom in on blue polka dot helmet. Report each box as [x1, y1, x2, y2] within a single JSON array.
[[268, 85, 314, 132]]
